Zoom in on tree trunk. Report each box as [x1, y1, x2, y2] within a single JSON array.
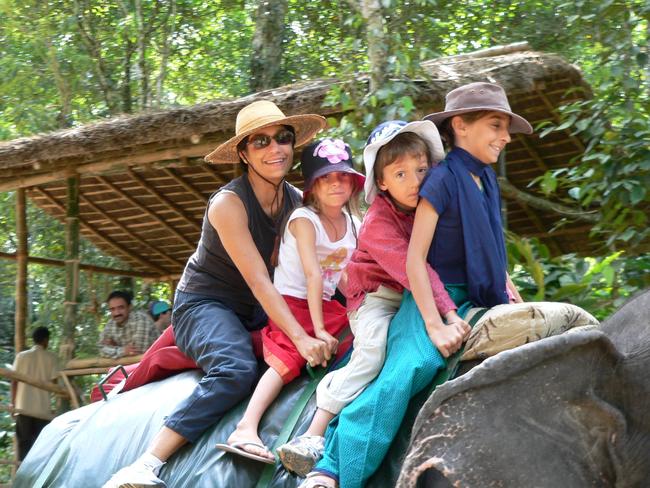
[[358, 0, 388, 92], [135, 0, 149, 109], [250, 0, 289, 92], [73, 0, 121, 114], [154, 0, 177, 108], [122, 39, 133, 114]]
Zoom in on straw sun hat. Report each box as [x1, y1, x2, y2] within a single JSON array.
[[205, 100, 327, 164]]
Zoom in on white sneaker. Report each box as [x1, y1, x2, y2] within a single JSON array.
[[277, 435, 325, 477], [102, 463, 166, 488]]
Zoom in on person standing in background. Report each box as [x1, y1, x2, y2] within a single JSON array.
[[11, 326, 60, 461]]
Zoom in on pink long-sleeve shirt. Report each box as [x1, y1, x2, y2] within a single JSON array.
[[344, 194, 456, 315]]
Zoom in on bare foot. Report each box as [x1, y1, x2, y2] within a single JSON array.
[[224, 427, 274, 461]]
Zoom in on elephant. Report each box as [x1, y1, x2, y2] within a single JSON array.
[[397, 290, 650, 488]]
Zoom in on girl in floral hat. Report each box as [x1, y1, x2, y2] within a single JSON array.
[[216, 138, 364, 463]]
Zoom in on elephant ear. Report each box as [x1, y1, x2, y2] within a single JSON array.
[[601, 289, 650, 356], [397, 329, 626, 488]]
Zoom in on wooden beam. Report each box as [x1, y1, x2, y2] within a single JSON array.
[[127, 169, 202, 233], [0, 367, 69, 397], [498, 150, 508, 229], [96, 176, 197, 251], [65, 355, 142, 370], [80, 193, 183, 270], [62, 367, 113, 376], [15, 189, 27, 353], [536, 89, 586, 152], [515, 202, 564, 255], [526, 224, 594, 238], [62, 176, 80, 364], [0, 142, 218, 192], [33, 187, 168, 274], [0, 252, 159, 278], [59, 372, 80, 409], [498, 177, 599, 223], [168, 279, 177, 303], [202, 163, 231, 187], [514, 134, 549, 173], [163, 166, 209, 204]]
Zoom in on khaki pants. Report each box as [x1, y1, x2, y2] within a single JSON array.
[[316, 286, 402, 414]]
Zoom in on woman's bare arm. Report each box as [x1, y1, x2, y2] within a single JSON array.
[[209, 193, 328, 366]]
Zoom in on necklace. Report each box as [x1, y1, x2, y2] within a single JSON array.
[[319, 212, 346, 241]]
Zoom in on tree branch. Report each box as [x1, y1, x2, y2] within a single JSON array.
[[498, 177, 599, 223]]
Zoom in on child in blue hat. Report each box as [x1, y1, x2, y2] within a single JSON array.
[[279, 121, 467, 481]]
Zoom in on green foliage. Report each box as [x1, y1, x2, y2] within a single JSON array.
[[534, 1, 650, 251], [508, 232, 648, 321]]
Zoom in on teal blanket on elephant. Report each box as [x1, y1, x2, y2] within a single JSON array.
[[316, 292, 448, 488], [15, 288, 473, 488]]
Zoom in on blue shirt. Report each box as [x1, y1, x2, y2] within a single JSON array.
[[418, 147, 508, 307], [419, 165, 466, 284]]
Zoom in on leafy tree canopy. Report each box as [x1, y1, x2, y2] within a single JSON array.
[[0, 0, 647, 350]]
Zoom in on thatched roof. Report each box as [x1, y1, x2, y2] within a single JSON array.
[[0, 43, 594, 279]]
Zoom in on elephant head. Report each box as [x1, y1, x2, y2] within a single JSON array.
[[397, 290, 650, 488]]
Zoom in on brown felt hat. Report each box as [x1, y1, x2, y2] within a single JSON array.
[[424, 82, 533, 134], [205, 100, 327, 163]]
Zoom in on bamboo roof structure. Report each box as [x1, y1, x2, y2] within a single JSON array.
[[0, 43, 595, 280]]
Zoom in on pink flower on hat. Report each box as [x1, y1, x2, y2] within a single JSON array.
[[313, 138, 349, 164]]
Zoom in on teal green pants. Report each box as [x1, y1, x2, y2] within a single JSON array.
[[315, 291, 447, 488]]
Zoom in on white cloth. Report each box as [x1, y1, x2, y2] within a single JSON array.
[[13, 345, 60, 420], [316, 285, 402, 414], [274, 206, 360, 301]]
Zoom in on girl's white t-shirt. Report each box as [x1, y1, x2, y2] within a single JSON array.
[[274, 206, 360, 301]]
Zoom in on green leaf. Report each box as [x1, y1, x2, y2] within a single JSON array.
[[630, 185, 646, 205], [552, 283, 589, 300], [540, 172, 557, 195]]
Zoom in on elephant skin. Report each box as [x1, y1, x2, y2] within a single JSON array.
[[397, 290, 650, 488]]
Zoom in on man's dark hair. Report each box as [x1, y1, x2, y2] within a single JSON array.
[[106, 290, 133, 305], [32, 326, 50, 345]]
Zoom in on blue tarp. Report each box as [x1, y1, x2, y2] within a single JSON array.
[[15, 368, 418, 487]]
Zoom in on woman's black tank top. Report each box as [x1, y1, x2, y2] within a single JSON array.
[[176, 175, 301, 317]]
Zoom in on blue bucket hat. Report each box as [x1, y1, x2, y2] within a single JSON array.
[[363, 120, 445, 204]]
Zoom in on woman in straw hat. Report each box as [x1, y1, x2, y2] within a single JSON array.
[[103, 100, 328, 488]]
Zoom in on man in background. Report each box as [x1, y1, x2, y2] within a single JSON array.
[[98, 290, 160, 358], [11, 326, 60, 460]]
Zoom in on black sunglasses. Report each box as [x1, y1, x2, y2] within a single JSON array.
[[246, 129, 295, 150]]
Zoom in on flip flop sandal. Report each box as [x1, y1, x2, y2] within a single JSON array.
[[215, 441, 276, 464], [297, 472, 338, 488]]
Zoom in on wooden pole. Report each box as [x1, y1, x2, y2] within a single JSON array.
[[62, 176, 80, 363], [168, 279, 175, 302], [0, 368, 69, 397], [15, 189, 27, 353], [498, 150, 508, 229], [0, 251, 162, 279]]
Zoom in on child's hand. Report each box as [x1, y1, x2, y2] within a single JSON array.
[[295, 334, 329, 368], [426, 321, 468, 358], [444, 311, 471, 336], [314, 329, 339, 357]]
